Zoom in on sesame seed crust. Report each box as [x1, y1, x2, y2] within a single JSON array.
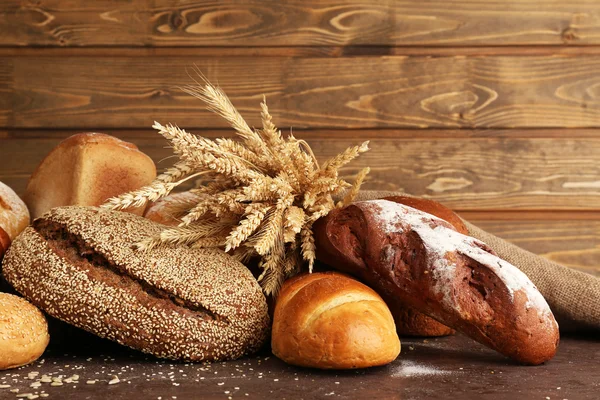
[[2, 206, 270, 362]]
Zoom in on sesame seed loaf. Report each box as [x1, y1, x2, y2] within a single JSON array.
[[1, 206, 270, 362]]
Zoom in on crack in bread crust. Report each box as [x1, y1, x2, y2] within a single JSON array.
[[33, 219, 224, 323]]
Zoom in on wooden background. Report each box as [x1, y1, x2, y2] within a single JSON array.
[[0, 0, 598, 275]]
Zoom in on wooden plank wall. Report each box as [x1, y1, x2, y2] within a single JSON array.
[[0, 1, 598, 275]]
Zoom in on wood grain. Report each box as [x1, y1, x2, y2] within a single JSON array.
[[9, 46, 600, 58], [4, 55, 600, 129], [2, 1, 600, 47], [2, 129, 599, 211]]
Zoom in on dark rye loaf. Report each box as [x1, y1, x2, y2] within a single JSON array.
[[1, 206, 270, 362], [314, 200, 559, 365]]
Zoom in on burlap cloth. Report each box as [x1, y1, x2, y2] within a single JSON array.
[[353, 191, 600, 332]]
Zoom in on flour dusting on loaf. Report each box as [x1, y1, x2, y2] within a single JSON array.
[[363, 200, 552, 318]]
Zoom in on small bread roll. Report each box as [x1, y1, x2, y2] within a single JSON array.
[[0, 181, 30, 260], [24, 133, 156, 219], [272, 272, 400, 369], [0, 293, 49, 370]]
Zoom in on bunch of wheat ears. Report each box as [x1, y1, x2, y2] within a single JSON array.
[[104, 76, 370, 295]]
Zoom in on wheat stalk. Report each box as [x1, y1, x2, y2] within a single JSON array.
[[103, 73, 370, 295]]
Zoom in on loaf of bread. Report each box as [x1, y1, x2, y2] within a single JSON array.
[[144, 191, 203, 226], [314, 199, 559, 365], [272, 271, 400, 369], [0, 181, 30, 261], [0, 293, 49, 370], [2, 206, 270, 362], [377, 196, 461, 337], [24, 133, 157, 219]]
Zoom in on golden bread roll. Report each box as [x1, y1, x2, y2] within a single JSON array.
[[0, 293, 49, 370], [0, 181, 30, 260], [144, 191, 203, 226], [24, 133, 156, 219], [272, 272, 400, 369]]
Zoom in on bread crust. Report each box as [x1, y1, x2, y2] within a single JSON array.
[[24, 133, 156, 219], [0, 293, 49, 370], [2, 206, 270, 362], [0, 228, 10, 262], [383, 196, 468, 234], [381, 196, 464, 336], [272, 272, 400, 369], [0, 181, 30, 240], [315, 200, 559, 365]]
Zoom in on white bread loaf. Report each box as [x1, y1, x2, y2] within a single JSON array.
[[24, 133, 156, 219]]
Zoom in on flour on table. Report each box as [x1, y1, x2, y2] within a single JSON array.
[[390, 360, 451, 378]]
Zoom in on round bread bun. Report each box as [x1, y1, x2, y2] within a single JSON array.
[[0, 293, 49, 370], [272, 271, 400, 369]]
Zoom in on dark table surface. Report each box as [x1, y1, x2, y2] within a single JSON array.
[[1, 329, 598, 400]]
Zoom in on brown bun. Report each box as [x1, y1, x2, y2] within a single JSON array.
[[2, 206, 269, 362], [315, 200, 559, 365], [144, 191, 203, 226], [383, 196, 468, 234], [24, 133, 156, 219], [272, 271, 400, 369], [0, 293, 49, 370]]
